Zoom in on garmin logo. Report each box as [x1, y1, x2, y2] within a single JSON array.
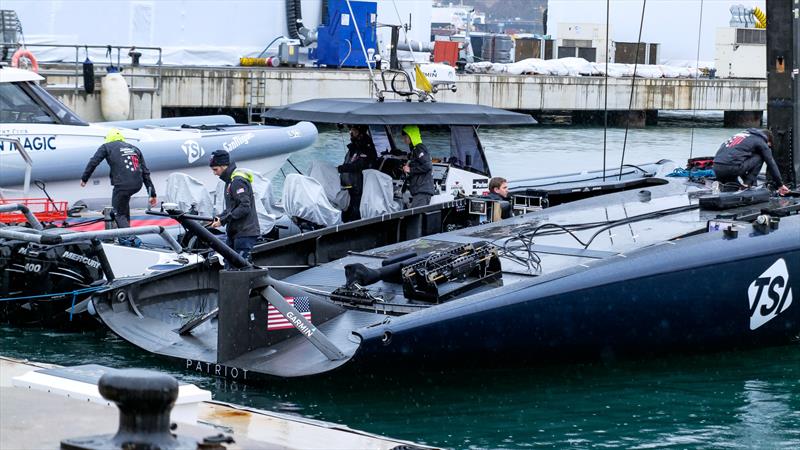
[[223, 133, 255, 152], [749, 258, 793, 330], [63, 251, 101, 269], [285, 311, 315, 337]]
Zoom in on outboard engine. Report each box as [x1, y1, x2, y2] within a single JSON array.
[[0, 236, 24, 298], [0, 231, 106, 326], [0, 230, 34, 297]]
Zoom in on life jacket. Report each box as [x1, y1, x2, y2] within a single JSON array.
[[231, 169, 254, 184]]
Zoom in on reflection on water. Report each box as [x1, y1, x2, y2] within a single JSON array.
[[9, 328, 800, 449], [5, 326, 796, 449], [729, 379, 799, 449], [2, 117, 798, 449]]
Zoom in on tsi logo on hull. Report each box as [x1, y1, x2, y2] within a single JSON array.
[[182, 140, 206, 164], [748, 258, 793, 330]]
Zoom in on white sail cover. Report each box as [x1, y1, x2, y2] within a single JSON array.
[[212, 168, 283, 234], [308, 160, 349, 211], [282, 174, 342, 227], [360, 169, 402, 219], [164, 173, 215, 217]]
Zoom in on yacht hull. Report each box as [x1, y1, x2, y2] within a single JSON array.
[[0, 121, 317, 206], [90, 181, 800, 380], [352, 223, 800, 368]]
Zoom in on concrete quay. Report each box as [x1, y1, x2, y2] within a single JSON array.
[[40, 64, 767, 127], [0, 356, 434, 450]]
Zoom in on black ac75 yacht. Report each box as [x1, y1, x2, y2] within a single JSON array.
[[90, 2, 799, 381]]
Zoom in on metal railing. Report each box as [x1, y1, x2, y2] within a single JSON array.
[[16, 43, 163, 94], [0, 137, 32, 195]]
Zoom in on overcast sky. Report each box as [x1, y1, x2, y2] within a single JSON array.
[[548, 0, 767, 63]]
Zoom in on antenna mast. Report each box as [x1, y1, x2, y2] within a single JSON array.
[[766, 0, 798, 187]]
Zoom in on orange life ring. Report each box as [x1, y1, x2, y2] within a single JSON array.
[[11, 48, 39, 72]]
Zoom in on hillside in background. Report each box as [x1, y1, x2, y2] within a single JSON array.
[[470, 0, 547, 22]]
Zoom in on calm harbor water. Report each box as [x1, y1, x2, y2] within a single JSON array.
[[3, 113, 799, 449]]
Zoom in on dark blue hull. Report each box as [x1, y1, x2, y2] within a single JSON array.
[[91, 180, 800, 380], [353, 218, 800, 367]]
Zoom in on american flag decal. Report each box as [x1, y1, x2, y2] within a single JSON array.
[[267, 296, 312, 331]]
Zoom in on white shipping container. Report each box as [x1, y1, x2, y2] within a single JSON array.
[[714, 27, 766, 79]]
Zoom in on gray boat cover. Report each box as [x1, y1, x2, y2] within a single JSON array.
[[164, 173, 216, 217], [360, 169, 402, 219], [308, 160, 349, 211], [282, 174, 342, 227], [212, 168, 283, 234], [263, 98, 537, 125]]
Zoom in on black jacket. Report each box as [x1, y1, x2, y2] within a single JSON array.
[[485, 192, 505, 201], [406, 142, 435, 196], [338, 138, 377, 196], [81, 141, 156, 195], [713, 128, 784, 185], [485, 192, 512, 218], [218, 164, 260, 238]]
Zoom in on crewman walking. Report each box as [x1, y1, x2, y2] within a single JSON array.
[[80, 129, 157, 229]]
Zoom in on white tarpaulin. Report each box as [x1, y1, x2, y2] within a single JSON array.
[[360, 169, 401, 219], [466, 57, 703, 79], [164, 173, 215, 217], [212, 168, 282, 235], [308, 160, 349, 211], [7, 0, 433, 67], [282, 174, 342, 228]]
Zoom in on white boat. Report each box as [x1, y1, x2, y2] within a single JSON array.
[[0, 67, 317, 207]]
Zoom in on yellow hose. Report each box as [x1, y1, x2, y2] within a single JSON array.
[[752, 6, 766, 29]]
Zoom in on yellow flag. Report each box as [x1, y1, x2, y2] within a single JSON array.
[[415, 65, 433, 93]]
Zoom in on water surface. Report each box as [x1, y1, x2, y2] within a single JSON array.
[[4, 115, 798, 449]]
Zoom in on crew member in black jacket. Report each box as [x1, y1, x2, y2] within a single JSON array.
[[208, 150, 260, 265], [485, 177, 512, 219], [338, 125, 377, 221], [713, 128, 790, 195], [486, 177, 509, 201], [80, 129, 157, 228], [401, 125, 435, 207]]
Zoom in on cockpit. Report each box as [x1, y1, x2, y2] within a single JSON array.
[[0, 80, 87, 126], [283, 123, 495, 229]]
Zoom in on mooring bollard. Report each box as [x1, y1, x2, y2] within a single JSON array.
[[60, 369, 198, 450]]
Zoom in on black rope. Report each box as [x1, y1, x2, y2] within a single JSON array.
[[582, 204, 698, 249], [618, 0, 648, 180], [689, 0, 705, 160], [286, 158, 303, 175]]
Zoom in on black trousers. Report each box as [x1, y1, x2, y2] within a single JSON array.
[[111, 185, 140, 228], [713, 155, 763, 186], [224, 234, 258, 269], [410, 193, 432, 208], [343, 191, 362, 222]]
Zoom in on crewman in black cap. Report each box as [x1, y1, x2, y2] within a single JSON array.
[[208, 150, 260, 265], [338, 125, 377, 221]]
